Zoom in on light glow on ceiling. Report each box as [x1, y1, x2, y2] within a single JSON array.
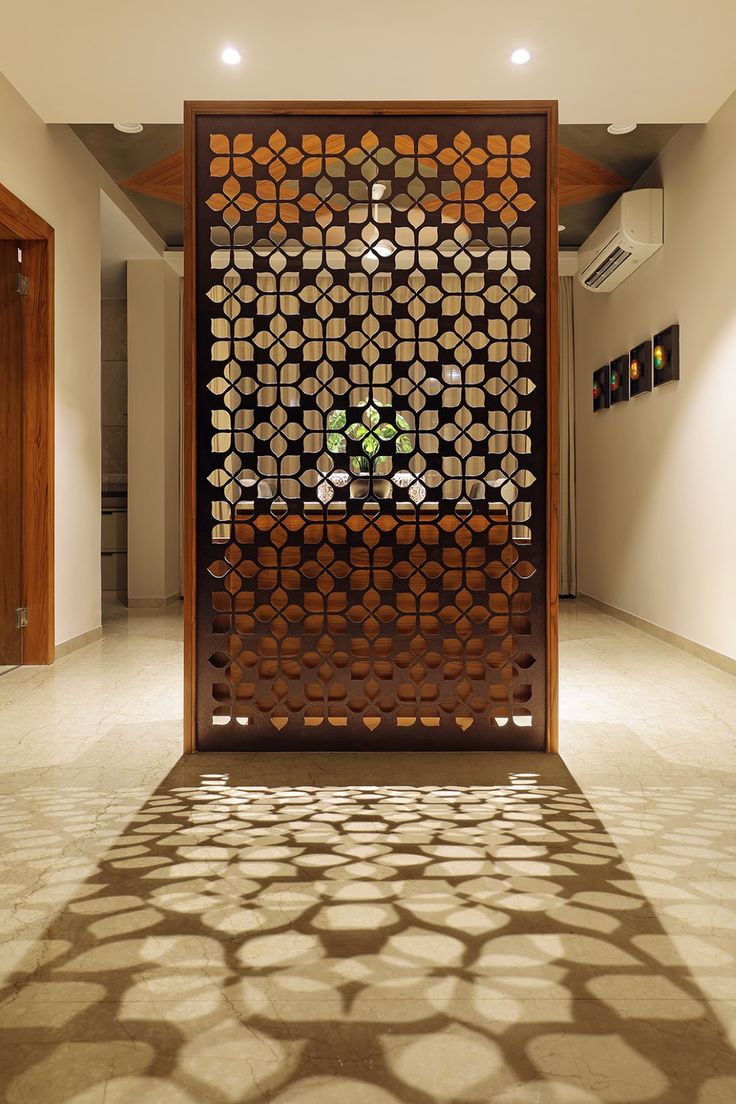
[[221, 46, 242, 65], [510, 48, 531, 65]]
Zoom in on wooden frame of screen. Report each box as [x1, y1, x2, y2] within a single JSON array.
[[183, 100, 559, 754], [0, 180, 55, 666]]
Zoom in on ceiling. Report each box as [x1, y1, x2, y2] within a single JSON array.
[[1, 2, 735, 124], [76, 125, 185, 247], [72, 121, 685, 249]]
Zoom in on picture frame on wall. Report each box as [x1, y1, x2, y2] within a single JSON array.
[[593, 365, 610, 412], [653, 324, 680, 386], [609, 354, 630, 405], [629, 339, 653, 397]]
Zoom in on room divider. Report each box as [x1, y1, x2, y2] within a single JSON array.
[[184, 102, 558, 752]]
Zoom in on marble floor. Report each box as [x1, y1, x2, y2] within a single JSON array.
[[2, 600, 736, 1103]]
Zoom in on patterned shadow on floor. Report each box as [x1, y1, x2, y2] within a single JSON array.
[[1, 752, 736, 1103]]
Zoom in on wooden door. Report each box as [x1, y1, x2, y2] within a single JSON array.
[[0, 237, 24, 670]]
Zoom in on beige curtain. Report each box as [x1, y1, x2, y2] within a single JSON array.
[[559, 275, 577, 595]]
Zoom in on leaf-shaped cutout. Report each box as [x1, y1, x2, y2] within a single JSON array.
[[256, 179, 277, 200], [510, 157, 531, 178], [514, 193, 535, 212], [325, 133, 345, 155], [453, 130, 471, 153], [210, 156, 230, 178]]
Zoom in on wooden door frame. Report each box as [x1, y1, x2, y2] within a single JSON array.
[[183, 100, 558, 753], [0, 182, 54, 665]]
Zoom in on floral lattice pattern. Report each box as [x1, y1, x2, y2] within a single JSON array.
[[195, 114, 549, 749]]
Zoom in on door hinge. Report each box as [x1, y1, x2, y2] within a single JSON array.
[[16, 273, 29, 296], [15, 607, 28, 629]]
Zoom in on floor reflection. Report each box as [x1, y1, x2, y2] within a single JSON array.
[[2, 753, 736, 1103]]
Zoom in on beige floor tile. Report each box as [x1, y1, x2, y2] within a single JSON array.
[[2, 602, 736, 1102]]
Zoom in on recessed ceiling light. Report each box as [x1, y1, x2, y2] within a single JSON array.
[[511, 48, 531, 65], [113, 123, 143, 134], [558, 224, 566, 232], [607, 123, 637, 135], [221, 46, 242, 65]]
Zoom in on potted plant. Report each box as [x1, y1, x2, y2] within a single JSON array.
[[327, 399, 412, 498]]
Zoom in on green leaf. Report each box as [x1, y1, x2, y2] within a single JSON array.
[[326, 401, 412, 465], [363, 433, 380, 457]]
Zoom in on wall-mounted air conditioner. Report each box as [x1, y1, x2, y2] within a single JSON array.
[[577, 188, 663, 293]]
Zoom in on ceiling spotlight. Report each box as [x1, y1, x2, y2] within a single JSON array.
[[511, 48, 531, 65], [607, 122, 637, 135], [113, 123, 143, 134], [558, 224, 566, 232], [221, 46, 242, 65]]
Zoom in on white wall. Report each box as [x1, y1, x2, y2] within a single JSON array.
[[574, 90, 736, 661], [127, 261, 181, 605], [0, 72, 164, 647], [163, 267, 181, 600]]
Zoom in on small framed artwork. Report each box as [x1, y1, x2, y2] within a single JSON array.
[[653, 324, 680, 386], [629, 339, 653, 397], [609, 354, 630, 405], [593, 365, 610, 412]]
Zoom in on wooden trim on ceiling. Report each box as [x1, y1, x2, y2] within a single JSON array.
[[121, 130, 625, 230], [0, 181, 54, 665], [559, 145, 628, 208], [122, 150, 184, 205]]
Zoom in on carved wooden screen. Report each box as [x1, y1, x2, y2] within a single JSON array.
[[186, 103, 557, 752]]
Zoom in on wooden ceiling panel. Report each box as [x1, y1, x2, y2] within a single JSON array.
[[558, 145, 629, 207], [126, 143, 630, 214], [122, 150, 184, 205]]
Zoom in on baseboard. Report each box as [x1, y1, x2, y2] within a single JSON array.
[[54, 626, 102, 661], [577, 593, 736, 678], [126, 593, 180, 610]]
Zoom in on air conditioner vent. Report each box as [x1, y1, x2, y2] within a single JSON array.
[[577, 189, 663, 293], [583, 246, 633, 289]]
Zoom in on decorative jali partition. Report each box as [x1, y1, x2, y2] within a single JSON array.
[[185, 103, 558, 752]]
